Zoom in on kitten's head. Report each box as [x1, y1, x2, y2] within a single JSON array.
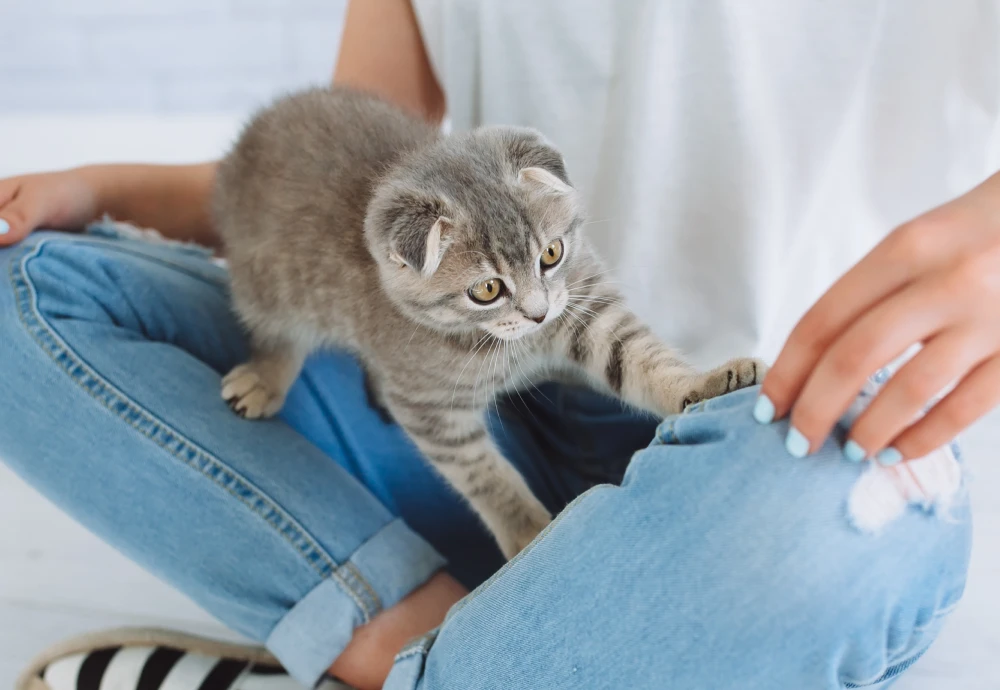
[[365, 127, 583, 340]]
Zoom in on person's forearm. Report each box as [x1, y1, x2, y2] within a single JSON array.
[[83, 161, 220, 248]]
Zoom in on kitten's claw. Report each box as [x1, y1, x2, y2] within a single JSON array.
[[683, 357, 768, 409], [222, 364, 286, 419]]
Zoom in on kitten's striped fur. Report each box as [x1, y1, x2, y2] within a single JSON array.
[[214, 87, 765, 558]]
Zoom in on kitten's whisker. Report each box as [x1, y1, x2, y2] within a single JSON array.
[[567, 295, 623, 306], [566, 286, 620, 296], [566, 278, 622, 290], [490, 338, 507, 438], [565, 302, 603, 319], [472, 337, 498, 410], [404, 322, 422, 351], [565, 269, 617, 288], [513, 338, 551, 406], [564, 303, 624, 345], [451, 331, 493, 413], [506, 338, 535, 413], [562, 304, 626, 363], [503, 337, 534, 416], [561, 306, 604, 352]]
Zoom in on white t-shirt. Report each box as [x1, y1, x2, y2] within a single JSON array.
[[414, 0, 1000, 369]]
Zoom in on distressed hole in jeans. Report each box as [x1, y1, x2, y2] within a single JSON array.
[[846, 444, 964, 533]]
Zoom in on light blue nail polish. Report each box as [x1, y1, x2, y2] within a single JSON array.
[[785, 427, 810, 458], [876, 447, 903, 466], [752, 395, 775, 424], [843, 440, 866, 463], [0, 219, 9, 235]]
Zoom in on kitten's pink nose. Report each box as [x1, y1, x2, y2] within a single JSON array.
[[528, 312, 547, 324]]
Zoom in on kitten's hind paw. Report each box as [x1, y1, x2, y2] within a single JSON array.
[[221, 364, 287, 419], [683, 357, 768, 409]]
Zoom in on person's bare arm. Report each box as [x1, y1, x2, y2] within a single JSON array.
[[0, 161, 219, 248], [334, 0, 445, 124], [92, 162, 220, 245]]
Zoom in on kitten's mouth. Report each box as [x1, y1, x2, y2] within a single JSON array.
[[489, 327, 536, 341], [486, 322, 541, 341]]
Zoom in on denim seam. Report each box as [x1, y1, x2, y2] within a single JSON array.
[[11, 240, 379, 623], [394, 632, 437, 662], [343, 561, 384, 612], [393, 648, 429, 663]]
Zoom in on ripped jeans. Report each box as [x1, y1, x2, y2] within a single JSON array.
[[0, 228, 971, 690]]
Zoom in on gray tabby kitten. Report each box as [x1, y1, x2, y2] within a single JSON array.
[[214, 87, 765, 558]]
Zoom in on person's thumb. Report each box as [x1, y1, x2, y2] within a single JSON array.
[[0, 194, 43, 246]]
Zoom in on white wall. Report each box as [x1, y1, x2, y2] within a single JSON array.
[[0, 0, 347, 113]]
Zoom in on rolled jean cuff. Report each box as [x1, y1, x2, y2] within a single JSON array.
[[266, 518, 447, 686]]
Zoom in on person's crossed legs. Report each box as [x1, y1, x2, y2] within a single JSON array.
[[0, 228, 971, 689]]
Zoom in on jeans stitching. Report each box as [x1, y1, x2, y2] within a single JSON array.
[[394, 631, 438, 662], [342, 561, 384, 612], [10, 240, 380, 623], [393, 648, 428, 662]]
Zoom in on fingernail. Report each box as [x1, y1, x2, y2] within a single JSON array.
[[0, 219, 9, 235], [752, 394, 775, 424], [843, 440, 866, 463], [876, 447, 903, 466], [785, 426, 810, 458]]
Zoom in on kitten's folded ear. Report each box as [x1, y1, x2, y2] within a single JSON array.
[[495, 127, 572, 188], [370, 190, 454, 277], [518, 166, 574, 196]]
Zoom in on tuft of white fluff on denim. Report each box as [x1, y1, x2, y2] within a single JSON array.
[[842, 346, 965, 533]]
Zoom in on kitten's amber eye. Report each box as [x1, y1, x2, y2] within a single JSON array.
[[469, 278, 504, 304], [540, 239, 564, 268]]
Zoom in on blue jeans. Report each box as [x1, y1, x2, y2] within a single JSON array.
[[0, 228, 972, 690]]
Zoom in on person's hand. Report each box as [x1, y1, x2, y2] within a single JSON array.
[[756, 170, 1000, 465], [0, 168, 101, 246]]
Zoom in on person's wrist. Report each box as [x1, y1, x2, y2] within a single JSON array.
[[74, 164, 113, 223], [328, 570, 466, 690]]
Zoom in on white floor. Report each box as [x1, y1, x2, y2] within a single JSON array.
[[1, 411, 998, 689]]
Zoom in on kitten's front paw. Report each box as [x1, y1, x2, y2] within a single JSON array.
[[221, 364, 287, 419], [683, 357, 768, 409]]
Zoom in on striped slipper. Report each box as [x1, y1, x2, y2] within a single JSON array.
[[16, 628, 352, 690]]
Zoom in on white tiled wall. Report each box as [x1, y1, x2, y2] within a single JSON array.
[[0, 0, 347, 112]]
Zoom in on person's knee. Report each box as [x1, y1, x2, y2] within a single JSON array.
[[1, 233, 110, 330], [623, 387, 972, 683]]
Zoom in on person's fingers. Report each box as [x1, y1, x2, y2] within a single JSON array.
[[0, 187, 43, 245], [759, 221, 949, 422], [782, 275, 957, 456], [844, 328, 989, 463], [0, 178, 19, 208], [889, 354, 1000, 462]]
